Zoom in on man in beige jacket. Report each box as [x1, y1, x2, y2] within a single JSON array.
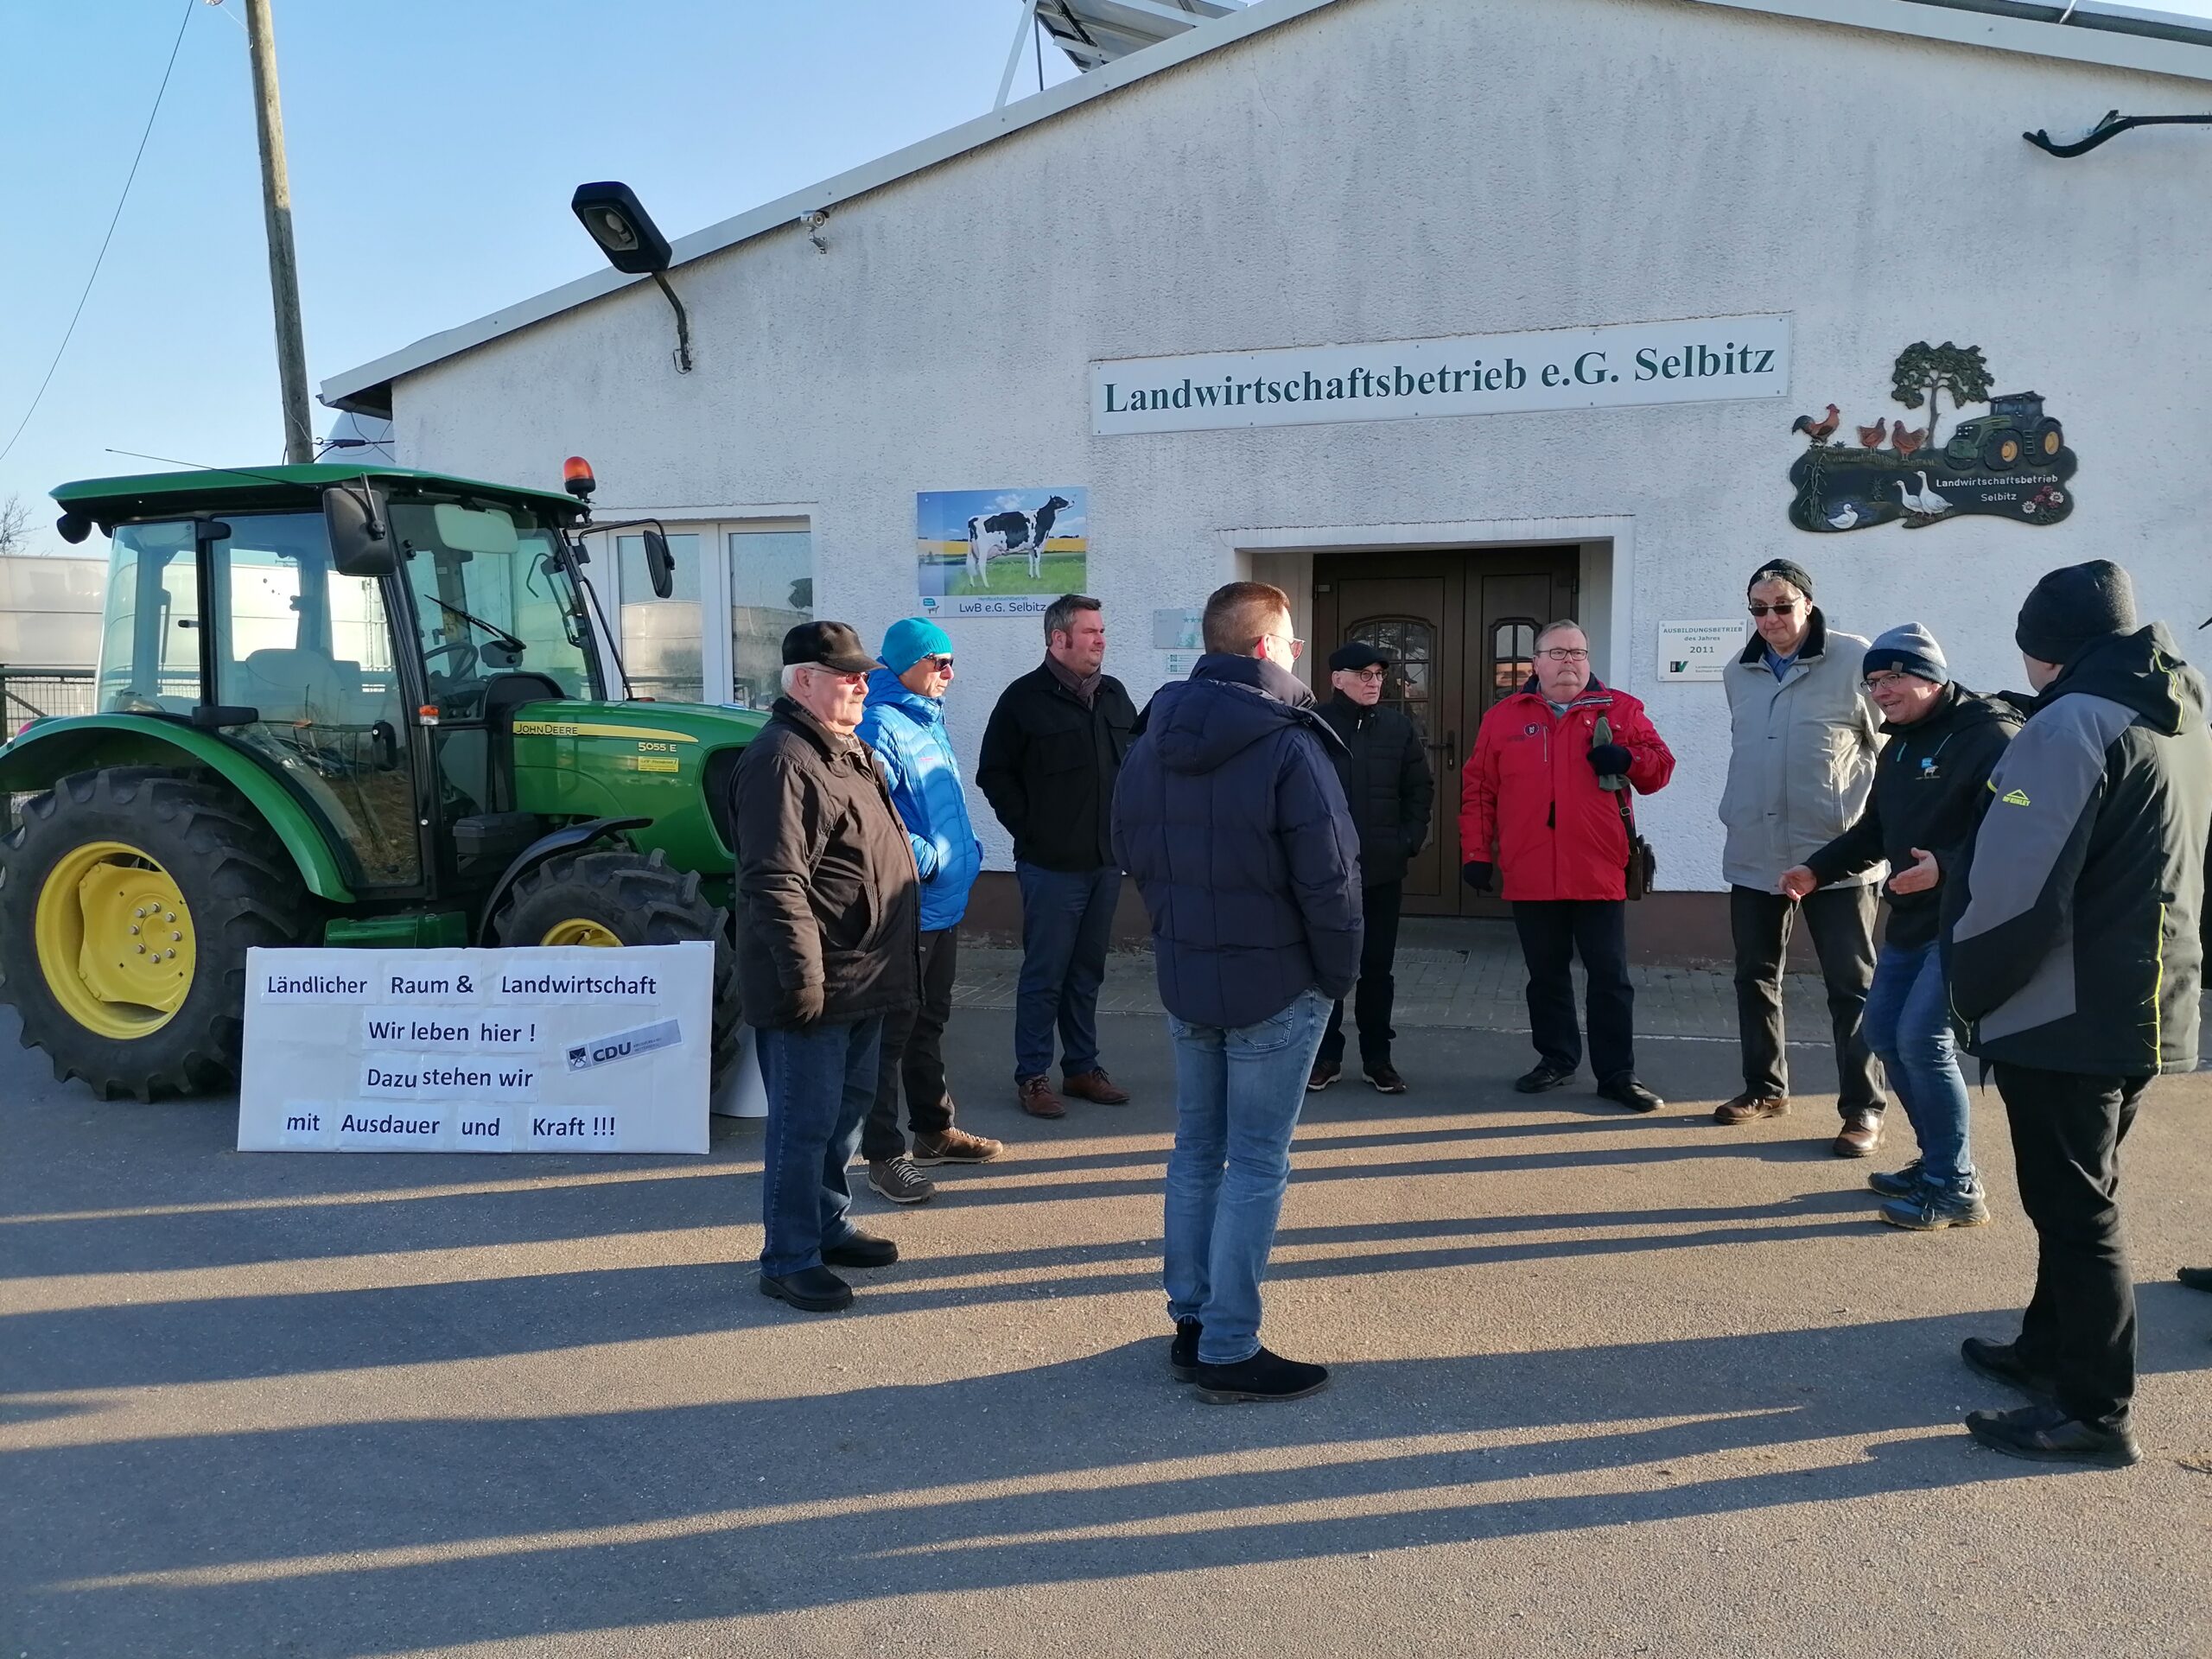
[[1714, 560, 1888, 1155]]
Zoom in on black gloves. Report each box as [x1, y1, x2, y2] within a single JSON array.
[[1461, 861, 1494, 893], [1587, 743, 1633, 776]]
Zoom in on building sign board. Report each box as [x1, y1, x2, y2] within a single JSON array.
[[918, 488, 1089, 618], [238, 944, 714, 1154], [1091, 315, 1791, 435], [1656, 620, 1748, 682]]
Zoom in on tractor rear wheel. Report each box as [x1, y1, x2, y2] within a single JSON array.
[[0, 767, 318, 1100], [486, 847, 742, 1083]]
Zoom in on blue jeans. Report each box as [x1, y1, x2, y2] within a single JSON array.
[[755, 1018, 883, 1276], [1859, 941, 1974, 1185], [1014, 862, 1121, 1080], [1163, 987, 1332, 1367]]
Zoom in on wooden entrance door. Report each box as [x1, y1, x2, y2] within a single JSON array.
[[1313, 549, 1580, 917]]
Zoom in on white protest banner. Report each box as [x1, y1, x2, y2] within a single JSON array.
[[238, 944, 714, 1154]]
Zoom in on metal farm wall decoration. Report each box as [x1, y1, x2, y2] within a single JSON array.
[[1788, 341, 2076, 534]]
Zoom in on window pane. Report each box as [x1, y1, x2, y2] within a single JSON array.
[[618, 532, 703, 702], [1493, 620, 1537, 695], [96, 523, 201, 713], [728, 529, 812, 710]]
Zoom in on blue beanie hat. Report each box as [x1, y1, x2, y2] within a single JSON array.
[[1863, 621, 1948, 684], [879, 616, 953, 675]]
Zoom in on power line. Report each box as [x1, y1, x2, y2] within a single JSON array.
[[0, 0, 198, 467]]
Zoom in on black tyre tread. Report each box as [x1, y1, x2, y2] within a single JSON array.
[[0, 766, 319, 1102], [486, 846, 743, 1080]]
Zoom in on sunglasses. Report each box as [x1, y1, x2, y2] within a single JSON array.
[[1746, 601, 1803, 618], [918, 654, 955, 670]]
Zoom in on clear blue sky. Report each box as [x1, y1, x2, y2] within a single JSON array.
[[0, 0, 1077, 553]]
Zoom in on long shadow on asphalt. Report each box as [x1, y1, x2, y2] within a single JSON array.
[[6, 1309, 2180, 1657]]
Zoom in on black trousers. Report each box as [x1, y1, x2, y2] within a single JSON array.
[[861, 927, 959, 1161], [1729, 884, 1885, 1117], [1511, 899, 1634, 1082], [1996, 1062, 2151, 1433], [1319, 880, 1403, 1066]]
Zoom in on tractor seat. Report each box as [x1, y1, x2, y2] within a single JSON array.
[[234, 647, 373, 728]]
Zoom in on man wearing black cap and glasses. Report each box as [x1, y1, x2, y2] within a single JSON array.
[[1311, 642, 1434, 1093], [1944, 562, 2209, 1466], [731, 621, 922, 1313]]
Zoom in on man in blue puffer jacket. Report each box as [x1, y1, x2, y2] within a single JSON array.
[[855, 618, 1001, 1205], [1113, 581, 1363, 1404]]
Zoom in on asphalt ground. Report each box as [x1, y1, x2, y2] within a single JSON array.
[[3, 1002, 2209, 1658]]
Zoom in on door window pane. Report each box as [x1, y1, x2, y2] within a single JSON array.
[[728, 529, 812, 711], [618, 532, 702, 702], [1347, 615, 1433, 739], [1492, 620, 1537, 697]]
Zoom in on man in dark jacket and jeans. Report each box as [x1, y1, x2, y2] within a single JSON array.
[[1943, 563, 2210, 1466], [733, 621, 922, 1314], [1311, 640, 1433, 1094], [1114, 581, 1362, 1404], [977, 594, 1140, 1119]]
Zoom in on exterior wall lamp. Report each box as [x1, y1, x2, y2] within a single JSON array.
[[570, 181, 694, 373], [2025, 109, 2212, 156]]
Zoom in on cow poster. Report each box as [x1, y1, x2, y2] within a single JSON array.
[[918, 487, 1088, 618]]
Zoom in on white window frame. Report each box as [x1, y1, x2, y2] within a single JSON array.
[[592, 515, 811, 704]]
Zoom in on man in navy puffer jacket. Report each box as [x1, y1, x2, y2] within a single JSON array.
[[1113, 581, 1362, 1404]]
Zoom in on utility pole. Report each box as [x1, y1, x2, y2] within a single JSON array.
[[242, 0, 314, 464]]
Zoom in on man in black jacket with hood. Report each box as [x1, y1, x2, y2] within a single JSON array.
[[1312, 641, 1434, 1095], [1942, 562, 2211, 1467]]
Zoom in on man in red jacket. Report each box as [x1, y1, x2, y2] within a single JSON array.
[[1461, 620, 1675, 1111]]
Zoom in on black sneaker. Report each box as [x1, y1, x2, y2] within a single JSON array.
[[1169, 1318, 1201, 1382], [1965, 1402, 2141, 1468], [759, 1266, 853, 1313], [1880, 1182, 1991, 1231], [1867, 1160, 1926, 1198], [821, 1232, 899, 1269], [1513, 1061, 1576, 1094], [1596, 1072, 1663, 1113], [1306, 1059, 1342, 1092], [1193, 1345, 1330, 1404], [1961, 1336, 2058, 1405], [1365, 1065, 1408, 1095]]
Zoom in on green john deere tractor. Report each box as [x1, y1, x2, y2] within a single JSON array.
[[0, 460, 762, 1100]]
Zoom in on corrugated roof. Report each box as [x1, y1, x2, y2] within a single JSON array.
[[321, 0, 2212, 417]]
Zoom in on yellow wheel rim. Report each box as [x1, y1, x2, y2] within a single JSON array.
[[541, 918, 622, 948], [33, 840, 196, 1039]]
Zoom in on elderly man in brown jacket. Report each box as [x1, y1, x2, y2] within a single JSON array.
[[733, 621, 920, 1313]]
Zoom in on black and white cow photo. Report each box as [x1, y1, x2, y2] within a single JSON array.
[[965, 495, 1071, 588]]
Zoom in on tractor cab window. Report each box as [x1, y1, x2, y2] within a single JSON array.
[[95, 523, 204, 715], [392, 499, 591, 721]]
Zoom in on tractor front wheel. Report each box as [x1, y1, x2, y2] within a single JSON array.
[[1981, 429, 2024, 472], [0, 768, 318, 1100], [486, 847, 742, 1082]]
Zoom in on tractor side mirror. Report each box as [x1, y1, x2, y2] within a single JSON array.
[[642, 528, 676, 600], [325, 486, 394, 577]]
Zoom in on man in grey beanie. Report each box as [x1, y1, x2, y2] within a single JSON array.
[[1943, 560, 2211, 1465], [1717, 560, 1889, 1154], [1782, 622, 2020, 1229]]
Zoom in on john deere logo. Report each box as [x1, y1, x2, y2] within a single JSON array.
[[2001, 788, 2031, 806]]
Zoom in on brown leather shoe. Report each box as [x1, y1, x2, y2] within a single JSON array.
[[1834, 1109, 1884, 1157], [1713, 1091, 1789, 1125], [1061, 1068, 1130, 1105], [1016, 1075, 1065, 1118]]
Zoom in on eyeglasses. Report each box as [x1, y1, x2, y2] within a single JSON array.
[[919, 654, 955, 671], [1260, 632, 1306, 660], [1346, 666, 1388, 683], [1863, 671, 1916, 692], [1539, 646, 1589, 663], [1746, 601, 1803, 618]]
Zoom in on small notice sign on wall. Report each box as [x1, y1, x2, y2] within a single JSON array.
[[238, 944, 714, 1154], [1656, 620, 1748, 683]]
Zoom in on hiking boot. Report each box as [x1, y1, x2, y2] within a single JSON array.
[[2177, 1265, 2212, 1293], [1170, 1318, 1202, 1383], [1513, 1061, 1575, 1094], [867, 1156, 936, 1204], [1062, 1068, 1130, 1105], [1961, 1336, 2058, 1405], [1867, 1160, 1927, 1198], [1017, 1075, 1066, 1118], [759, 1266, 852, 1313], [821, 1231, 899, 1269], [1365, 1064, 1408, 1095], [1596, 1072, 1663, 1113], [1965, 1402, 2141, 1469], [1879, 1182, 1991, 1231], [1193, 1345, 1330, 1404], [1833, 1110, 1884, 1157], [1306, 1058, 1342, 1092], [912, 1128, 1002, 1165], [1714, 1091, 1789, 1124]]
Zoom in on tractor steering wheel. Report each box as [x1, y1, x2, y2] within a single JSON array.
[[421, 639, 480, 679]]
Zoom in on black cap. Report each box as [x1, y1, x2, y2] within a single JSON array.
[[1747, 558, 1815, 601], [2016, 561, 2136, 665], [782, 620, 875, 674], [1328, 640, 1392, 672]]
